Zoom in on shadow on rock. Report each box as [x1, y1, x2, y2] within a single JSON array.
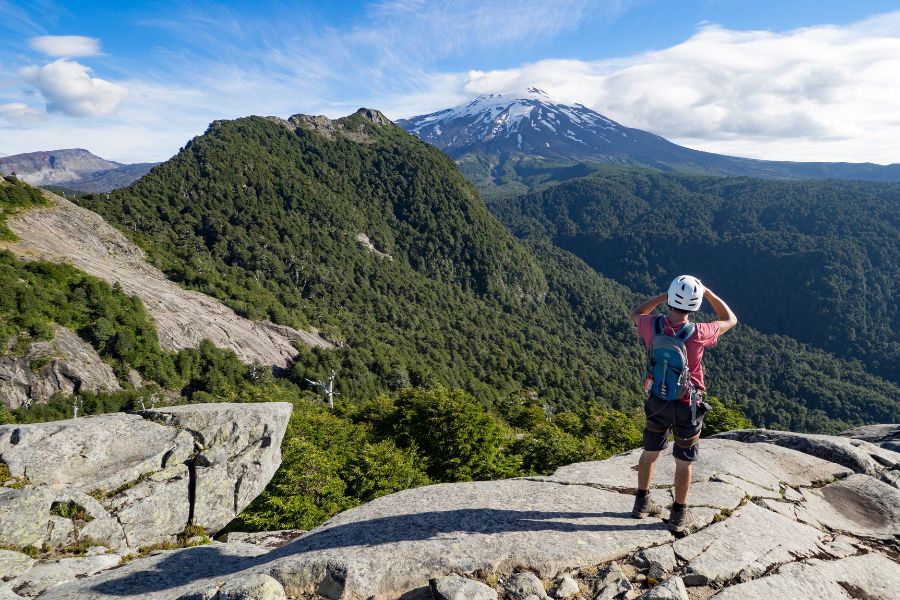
[[92, 508, 662, 596]]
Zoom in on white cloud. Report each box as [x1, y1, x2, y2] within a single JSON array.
[[20, 59, 128, 117], [0, 102, 44, 125], [29, 35, 101, 57], [446, 11, 900, 163]]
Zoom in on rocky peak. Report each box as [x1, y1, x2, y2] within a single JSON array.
[[287, 108, 395, 144], [397, 89, 630, 160], [352, 108, 391, 126], [0, 149, 156, 192]]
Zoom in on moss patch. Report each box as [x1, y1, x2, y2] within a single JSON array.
[[0, 461, 28, 489], [50, 500, 94, 523]]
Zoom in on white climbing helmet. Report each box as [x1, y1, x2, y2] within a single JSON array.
[[667, 275, 704, 312]]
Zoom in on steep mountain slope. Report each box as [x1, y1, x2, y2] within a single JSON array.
[[398, 89, 900, 191], [488, 168, 900, 384], [73, 111, 898, 431], [2, 187, 329, 368], [0, 149, 157, 193]]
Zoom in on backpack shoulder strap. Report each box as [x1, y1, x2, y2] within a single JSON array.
[[677, 321, 697, 341], [654, 315, 665, 336]]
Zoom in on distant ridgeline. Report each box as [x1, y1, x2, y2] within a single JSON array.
[[69, 111, 898, 432]]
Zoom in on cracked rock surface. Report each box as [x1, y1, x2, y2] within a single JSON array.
[[25, 431, 900, 600], [140, 403, 291, 533], [713, 429, 900, 480], [711, 553, 899, 600], [0, 402, 290, 555]]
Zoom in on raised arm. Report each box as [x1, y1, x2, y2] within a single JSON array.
[[704, 288, 738, 334], [629, 293, 668, 325]]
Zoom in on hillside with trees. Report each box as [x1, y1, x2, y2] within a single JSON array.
[[487, 168, 900, 384]]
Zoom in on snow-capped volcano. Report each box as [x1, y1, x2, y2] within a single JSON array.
[[397, 87, 660, 161], [399, 89, 900, 184]]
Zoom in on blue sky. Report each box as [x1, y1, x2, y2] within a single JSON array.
[[2, 1, 900, 163]]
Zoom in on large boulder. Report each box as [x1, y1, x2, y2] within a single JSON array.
[[0, 326, 121, 410], [139, 402, 292, 533], [0, 403, 290, 552], [0, 487, 112, 550], [0, 413, 194, 492]]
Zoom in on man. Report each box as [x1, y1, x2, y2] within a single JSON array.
[[628, 275, 737, 533]]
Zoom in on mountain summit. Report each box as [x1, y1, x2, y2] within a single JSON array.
[[399, 90, 900, 186], [398, 87, 641, 161], [0, 148, 158, 193]]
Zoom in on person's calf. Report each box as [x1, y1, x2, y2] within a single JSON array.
[[637, 449, 661, 491], [673, 458, 693, 505]]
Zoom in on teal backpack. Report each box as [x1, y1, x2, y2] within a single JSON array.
[[644, 316, 696, 401]]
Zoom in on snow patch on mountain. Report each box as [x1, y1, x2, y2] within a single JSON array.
[[398, 87, 631, 159]]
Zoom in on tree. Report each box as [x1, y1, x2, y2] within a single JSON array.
[[702, 396, 753, 437]]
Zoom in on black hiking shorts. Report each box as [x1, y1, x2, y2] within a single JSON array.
[[643, 393, 709, 462]]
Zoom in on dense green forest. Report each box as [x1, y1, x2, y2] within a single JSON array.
[[76, 112, 643, 410], [487, 168, 900, 384], [0, 175, 47, 239], [64, 113, 897, 432]]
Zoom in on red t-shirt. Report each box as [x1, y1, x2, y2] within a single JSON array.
[[638, 315, 720, 401]]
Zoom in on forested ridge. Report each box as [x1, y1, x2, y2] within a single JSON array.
[[487, 168, 900, 384], [75, 112, 643, 409]]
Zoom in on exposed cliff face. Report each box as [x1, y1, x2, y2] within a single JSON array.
[[0, 402, 291, 559], [0, 325, 121, 410], [29, 428, 900, 600], [0, 191, 332, 368]]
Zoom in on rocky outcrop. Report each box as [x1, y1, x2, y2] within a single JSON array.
[[0, 325, 121, 409], [139, 403, 291, 534], [713, 428, 900, 488], [34, 433, 900, 600], [354, 233, 392, 260], [840, 423, 900, 452], [1, 192, 332, 368], [0, 402, 290, 555], [8, 554, 121, 597], [283, 108, 393, 145]]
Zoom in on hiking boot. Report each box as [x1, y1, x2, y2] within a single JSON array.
[[667, 505, 694, 533], [631, 493, 662, 518]]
